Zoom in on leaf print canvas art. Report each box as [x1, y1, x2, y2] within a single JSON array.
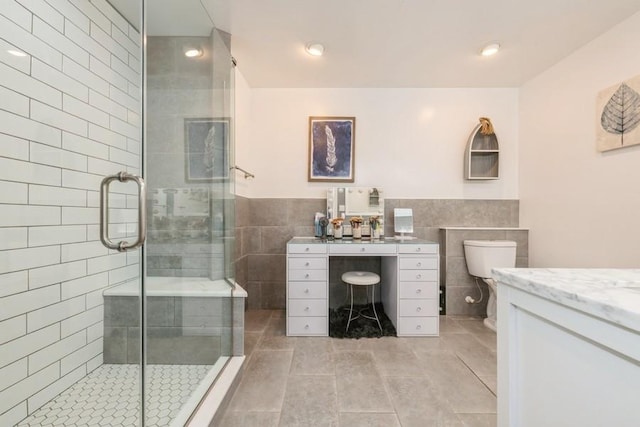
[[308, 117, 355, 182], [596, 74, 640, 152]]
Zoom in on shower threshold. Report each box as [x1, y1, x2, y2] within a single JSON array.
[[16, 362, 221, 427]]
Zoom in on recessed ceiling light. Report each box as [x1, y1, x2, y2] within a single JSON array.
[[305, 43, 324, 57], [481, 43, 500, 57], [7, 49, 27, 57], [184, 48, 203, 58]]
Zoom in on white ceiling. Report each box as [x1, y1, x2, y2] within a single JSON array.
[[109, 0, 640, 88]]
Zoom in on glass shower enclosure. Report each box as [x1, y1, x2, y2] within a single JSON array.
[[0, 1, 237, 426]]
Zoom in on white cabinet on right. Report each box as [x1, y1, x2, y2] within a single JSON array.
[[396, 243, 439, 336], [495, 268, 640, 427]]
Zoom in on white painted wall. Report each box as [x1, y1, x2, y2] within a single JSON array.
[[519, 11, 640, 267], [235, 87, 519, 199], [233, 69, 253, 197]]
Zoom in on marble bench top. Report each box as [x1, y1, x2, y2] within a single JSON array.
[[492, 268, 640, 333]]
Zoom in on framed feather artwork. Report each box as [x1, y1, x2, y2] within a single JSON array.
[[596, 74, 640, 152], [308, 116, 355, 182], [184, 118, 229, 181]]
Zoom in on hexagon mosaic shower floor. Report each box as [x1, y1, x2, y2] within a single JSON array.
[[16, 364, 212, 427]]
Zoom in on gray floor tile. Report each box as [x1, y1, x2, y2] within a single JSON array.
[[417, 352, 496, 413], [291, 338, 335, 375], [218, 411, 281, 427], [439, 316, 468, 334], [257, 335, 297, 351], [384, 376, 461, 427], [478, 375, 497, 395], [279, 375, 338, 427], [265, 316, 287, 336], [338, 412, 401, 427], [244, 332, 262, 357], [439, 333, 497, 377], [372, 348, 427, 377], [245, 310, 274, 333], [227, 350, 293, 412], [336, 374, 394, 412], [221, 313, 497, 426], [331, 337, 373, 352], [334, 351, 379, 377], [457, 413, 497, 427]]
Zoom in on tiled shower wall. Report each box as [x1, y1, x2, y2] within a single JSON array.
[[234, 197, 521, 314], [0, 1, 141, 425], [146, 33, 232, 279]]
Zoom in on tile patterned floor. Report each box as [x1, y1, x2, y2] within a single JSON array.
[[220, 310, 497, 427], [16, 364, 212, 427]]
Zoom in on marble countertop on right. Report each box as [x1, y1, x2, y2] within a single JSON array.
[[492, 268, 640, 333]]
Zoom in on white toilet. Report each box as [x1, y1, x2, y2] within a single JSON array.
[[463, 240, 517, 331]]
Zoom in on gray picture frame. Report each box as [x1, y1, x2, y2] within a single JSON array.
[[308, 116, 355, 182], [184, 117, 229, 182]]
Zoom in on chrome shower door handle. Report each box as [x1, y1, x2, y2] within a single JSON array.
[[100, 172, 147, 252]]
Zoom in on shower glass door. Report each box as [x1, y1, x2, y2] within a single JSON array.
[[0, 0, 234, 426]]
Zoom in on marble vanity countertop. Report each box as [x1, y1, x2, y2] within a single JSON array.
[[288, 236, 438, 245], [493, 268, 640, 333], [440, 226, 529, 230]]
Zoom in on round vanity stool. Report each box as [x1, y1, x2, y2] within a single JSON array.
[[342, 271, 382, 333]]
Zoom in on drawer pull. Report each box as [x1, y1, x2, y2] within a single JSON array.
[[416, 307, 422, 312], [305, 247, 310, 252], [416, 247, 421, 252], [416, 262, 422, 267], [416, 288, 422, 294], [305, 262, 310, 266], [416, 324, 422, 330], [304, 324, 310, 329], [305, 273, 310, 278], [416, 274, 422, 279], [304, 288, 310, 294], [361, 247, 366, 252], [305, 306, 310, 311]]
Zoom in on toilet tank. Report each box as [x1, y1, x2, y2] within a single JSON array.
[[463, 240, 517, 278]]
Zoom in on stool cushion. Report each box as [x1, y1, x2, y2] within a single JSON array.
[[342, 271, 380, 286]]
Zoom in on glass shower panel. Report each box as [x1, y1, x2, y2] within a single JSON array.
[[144, 1, 235, 425], [0, 1, 144, 426]]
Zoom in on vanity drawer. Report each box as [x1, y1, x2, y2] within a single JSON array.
[[397, 317, 439, 336], [287, 317, 328, 336], [288, 281, 327, 299], [399, 299, 439, 316], [288, 244, 327, 254], [399, 269, 438, 282], [289, 257, 327, 270], [288, 299, 328, 317], [399, 282, 439, 299], [399, 257, 438, 270], [288, 269, 327, 281], [329, 244, 396, 255], [397, 244, 438, 255]]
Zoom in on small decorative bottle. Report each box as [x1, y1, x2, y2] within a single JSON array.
[[331, 218, 344, 239], [350, 216, 363, 239], [370, 216, 381, 239]]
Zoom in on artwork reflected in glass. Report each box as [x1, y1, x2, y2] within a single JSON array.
[[185, 118, 229, 181], [308, 116, 355, 182]]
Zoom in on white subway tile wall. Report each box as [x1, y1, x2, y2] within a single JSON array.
[[0, 0, 141, 424]]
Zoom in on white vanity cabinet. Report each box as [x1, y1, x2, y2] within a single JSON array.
[[495, 268, 640, 427], [396, 244, 439, 336], [286, 238, 440, 337], [286, 243, 328, 336]]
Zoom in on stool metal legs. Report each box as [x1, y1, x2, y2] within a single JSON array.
[[345, 283, 383, 333]]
